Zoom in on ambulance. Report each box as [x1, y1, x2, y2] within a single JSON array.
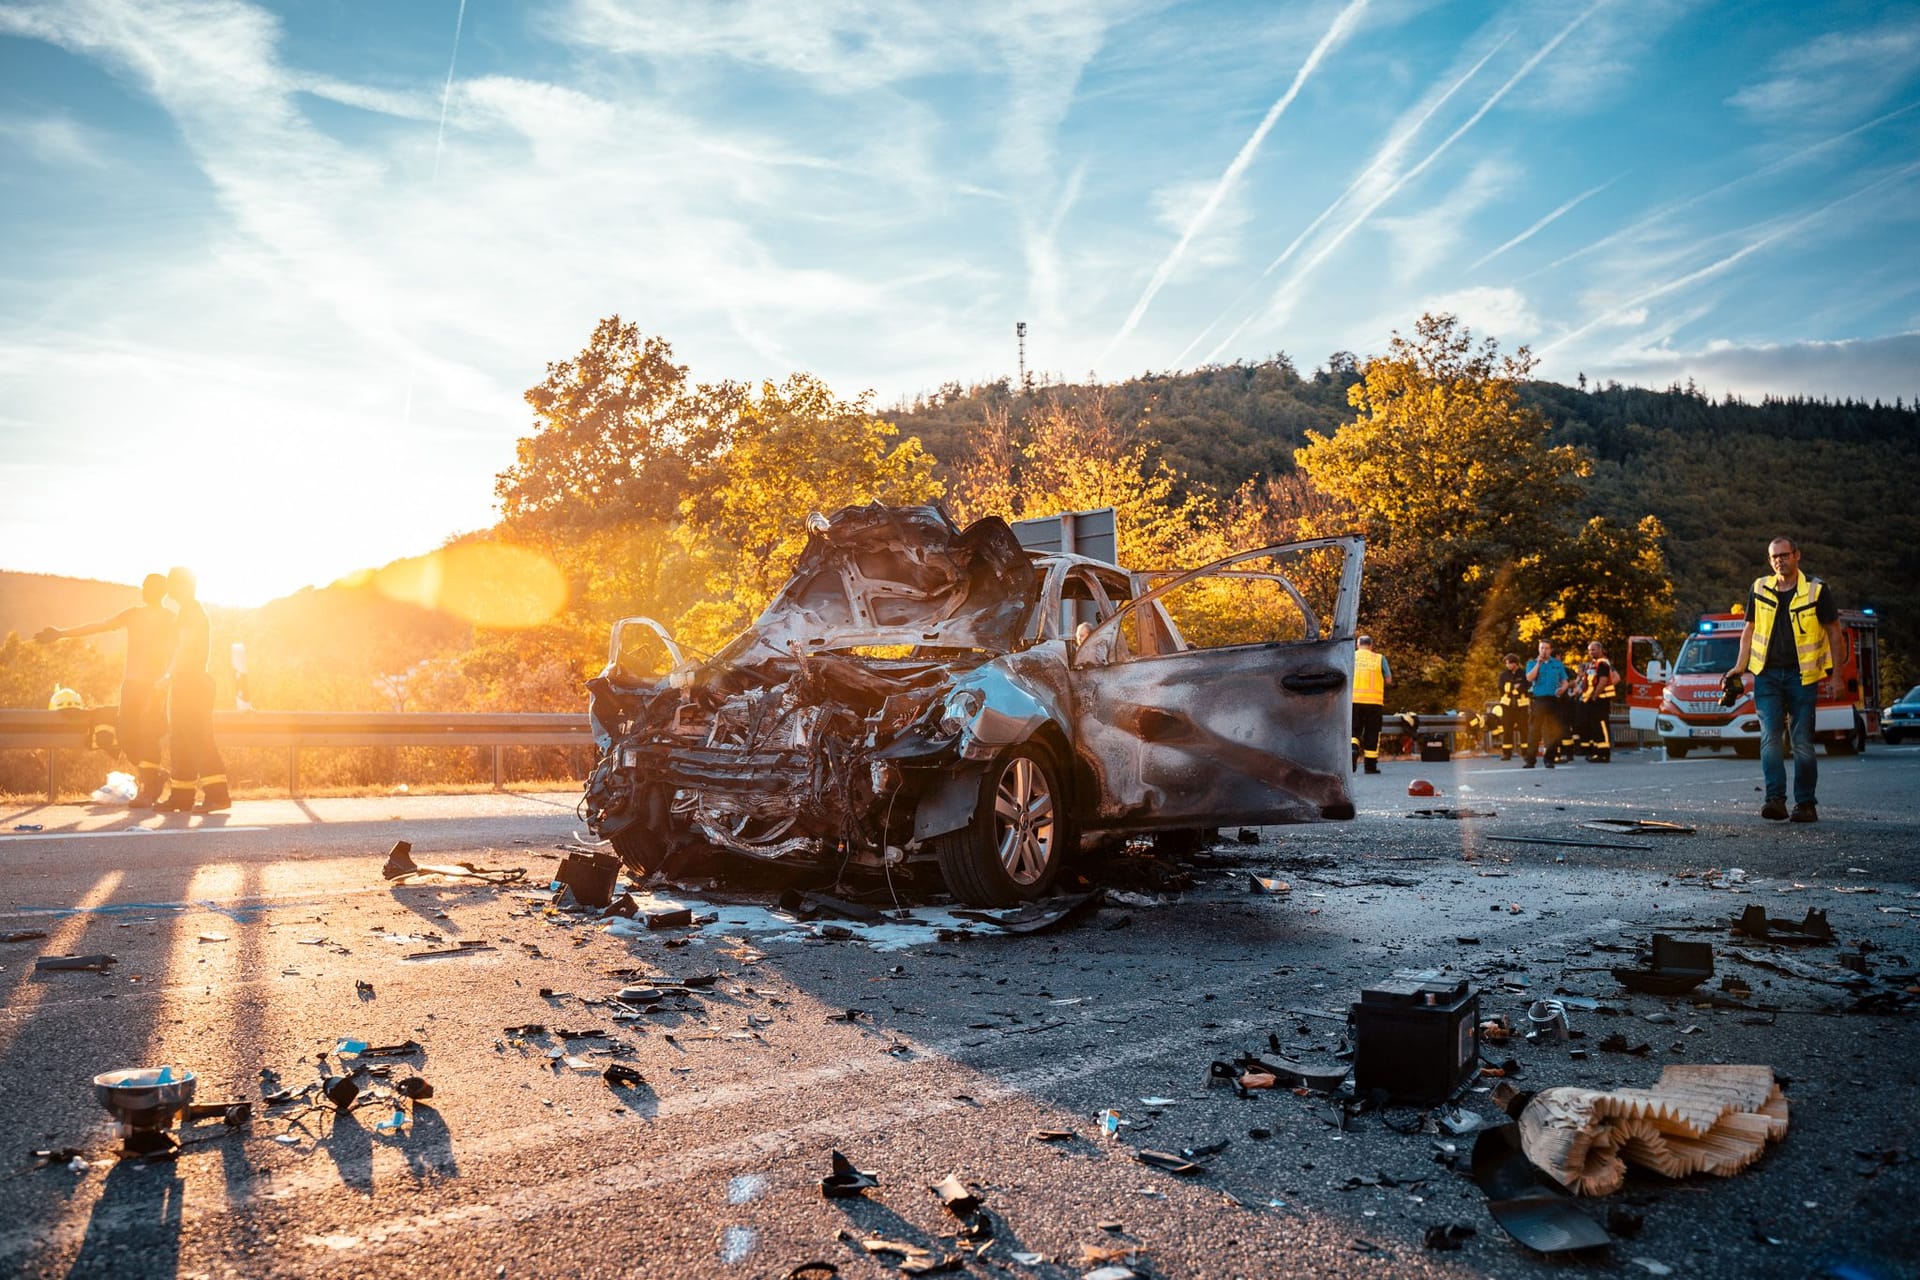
[[1623, 610, 1880, 758]]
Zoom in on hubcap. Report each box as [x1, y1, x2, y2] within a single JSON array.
[[993, 755, 1055, 886]]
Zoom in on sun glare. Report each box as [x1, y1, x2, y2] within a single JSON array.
[[372, 542, 568, 628]]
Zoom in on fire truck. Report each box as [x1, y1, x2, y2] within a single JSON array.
[[1623, 610, 1881, 758]]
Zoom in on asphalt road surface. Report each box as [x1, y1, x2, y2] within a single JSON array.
[[2, 744, 1918, 1280]]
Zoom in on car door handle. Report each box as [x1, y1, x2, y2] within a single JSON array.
[[1281, 671, 1346, 695]]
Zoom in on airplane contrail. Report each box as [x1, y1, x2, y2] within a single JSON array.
[[1470, 176, 1618, 271], [1541, 158, 1920, 355], [1526, 100, 1920, 281], [1100, 0, 1370, 366], [431, 0, 468, 182], [1201, 1, 1603, 365], [1171, 34, 1510, 369]]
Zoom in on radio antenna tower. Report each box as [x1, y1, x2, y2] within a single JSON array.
[[1016, 321, 1028, 394]]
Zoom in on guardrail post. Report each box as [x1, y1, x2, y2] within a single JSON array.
[[47, 748, 56, 804], [492, 745, 503, 791], [288, 747, 298, 799]]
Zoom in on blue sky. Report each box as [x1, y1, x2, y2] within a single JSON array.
[[2, 0, 1917, 604]]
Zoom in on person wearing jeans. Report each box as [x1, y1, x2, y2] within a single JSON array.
[[1728, 537, 1841, 823]]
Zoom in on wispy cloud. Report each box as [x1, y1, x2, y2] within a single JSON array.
[[1171, 32, 1510, 367], [1102, 0, 1370, 361], [1202, 2, 1604, 363], [431, 0, 467, 181], [0, 113, 112, 168], [1417, 285, 1541, 342], [1729, 16, 1920, 126], [1470, 176, 1617, 270], [1542, 159, 1920, 355]]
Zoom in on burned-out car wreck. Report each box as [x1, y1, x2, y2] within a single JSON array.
[[581, 505, 1363, 906]]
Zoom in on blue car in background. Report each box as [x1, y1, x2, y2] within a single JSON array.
[[1884, 685, 1920, 745]]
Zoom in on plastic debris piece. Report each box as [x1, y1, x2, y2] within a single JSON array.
[[197, 932, 229, 944], [1084, 1268, 1138, 1280], [1248, 875, 1291, 895], [374, 1108, 407, 1132], [273, 1133, 301, 1145], [356, 980, 376, 997], [35, 954, 118, 972], [1139, 1096, 1177, 1106], [381, 841, 418, 879], [394, 1077, 434, 1100], [1424, 1224, 1476, 1250], [560, 1055, 595, 1070], [603, 1063, 645, 1088], [2, 930, 50, 944], [361, 1040, 423, 1057], [1471, 1124, 1610, 1254], [1136, 1150, 1203, 1175], [1029, 1128, 1076, 1142], [323, 1076, 360, 1111], [1580, 819, 1696, 835], [404, 940, 496, 960], [334, 1038, 369, 1058], [821, 1150, 879, 1198], [1097, 1108, 1124, 1138], [1612, 934, 1713, 994], [1731, 905, 1834, 945]]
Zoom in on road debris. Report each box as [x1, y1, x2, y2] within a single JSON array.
[[1580, 819, 1696, 835], [1516, 1064, 1789, 1195], [949, 891, 1103, 934], [1731, 905, 1835, 945], [35, 954, 117, 973], [1611, 934, 1713, 994], [553, 849, 620, 908], [382, 840, 527, 886], [1471, 1123, 1610, 1254], [821, 1150, 879, 1198], [404, 940, 497, 960]]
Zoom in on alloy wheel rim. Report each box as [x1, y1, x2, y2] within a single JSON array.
[[994, 756, 1055, 885]]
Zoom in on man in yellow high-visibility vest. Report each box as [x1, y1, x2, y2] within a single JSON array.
[[1728, 536, 1841, 823], [1351, 634, 1392, 774]]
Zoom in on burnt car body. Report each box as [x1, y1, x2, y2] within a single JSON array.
[[580, 504, 1363, 905]]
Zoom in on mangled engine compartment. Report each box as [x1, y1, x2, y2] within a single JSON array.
[[582, 648, 985, 869]]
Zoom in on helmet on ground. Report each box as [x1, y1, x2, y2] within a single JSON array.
[[1408, 778, 1437, 797]]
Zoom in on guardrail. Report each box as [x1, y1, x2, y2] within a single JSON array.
[[0, 709, 593, 802]]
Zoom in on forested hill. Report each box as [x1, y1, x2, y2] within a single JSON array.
[[888, 363, 1920, 679]]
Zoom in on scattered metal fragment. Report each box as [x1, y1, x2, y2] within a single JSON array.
[[1236, 828, 1260, 844], [1724, 948, 1856, 987], [603, 1063, 645, 1088], [821, 1150, 879, 1198], [394, 1077, 434, 1100], [383, 839, 527, 886], [949, 890, 1104, 934], [1424, 1224, 1477, 1250], [777, 888, 886, 923], [2, 930, 49, 944], [553, 849, 620, 908], [1732, 905, 1835, 945], [931, 1173, 981, 1217], [1486, 835, 1654, 852], [35, 954, 117, 972], [1471, 1124, 1610, 1254], [322, 1076, 360, 1111], [1406, 809, 1496, 819], [356, 980, 376, 997], [1029, 1128, 1076, 1142], [359, 1040, 423, 1058], [1136, 1150, 1203, 1175], [404, 940, 496, 960], [1247, 875, 1291, 895], [1580, 819, 1696, 835]]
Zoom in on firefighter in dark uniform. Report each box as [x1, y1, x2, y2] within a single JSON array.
[[156, 566, 230, 813], [1492, 652, 1529, 761], [1579, 641, 1618, 761], [35, 572, 179, 807], [1351, 634, 1392, 774]]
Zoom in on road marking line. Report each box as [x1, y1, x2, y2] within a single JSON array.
[[0, 826, 268, 840]]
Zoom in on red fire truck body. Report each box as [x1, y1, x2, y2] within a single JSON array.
[[1623, 610, 1880, 759]]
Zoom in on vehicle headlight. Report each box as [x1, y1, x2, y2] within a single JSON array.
[[1660, 689, 1679, 709], [938, 688, 984, 736]]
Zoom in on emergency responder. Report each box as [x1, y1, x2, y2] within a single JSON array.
[[35, 573, 179, 808], [1493, 652, 1529, 761], [1351, 634, 1392, 774], [1579, 641, 1618, 762], [1523, 639, 1571, 768], [1726, 536, 1840, 823], [155, 566, 229, 813]]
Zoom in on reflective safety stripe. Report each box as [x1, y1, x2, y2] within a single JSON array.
[[1353, 650, 1386, 705]]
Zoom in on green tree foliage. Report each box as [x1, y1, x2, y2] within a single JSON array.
[[496, 317, 743, 531], [1294, 314, 1675, 709]]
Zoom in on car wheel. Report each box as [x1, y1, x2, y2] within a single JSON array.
[[933, 742, 1068, 907], [1827, 728, 1858, 756], [1664, 740, 1689, 759], [610, 824, 653, 873]]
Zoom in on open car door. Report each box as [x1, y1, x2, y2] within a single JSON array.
[[1066, 536, 1362, 830], [1624, 635, 1667, 733]]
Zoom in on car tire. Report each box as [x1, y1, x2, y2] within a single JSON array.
[[933, 742, 1068, 907], [609, 824, 653, 873], [1664, 740, 1689, 759], [1887, 731, 1904, 746]]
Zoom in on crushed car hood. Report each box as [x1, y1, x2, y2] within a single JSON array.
[[723, 505, 1040, 661]]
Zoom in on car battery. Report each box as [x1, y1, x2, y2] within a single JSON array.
[[1351, 969, 1478, 1104], [555, 849, 621, 909]]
